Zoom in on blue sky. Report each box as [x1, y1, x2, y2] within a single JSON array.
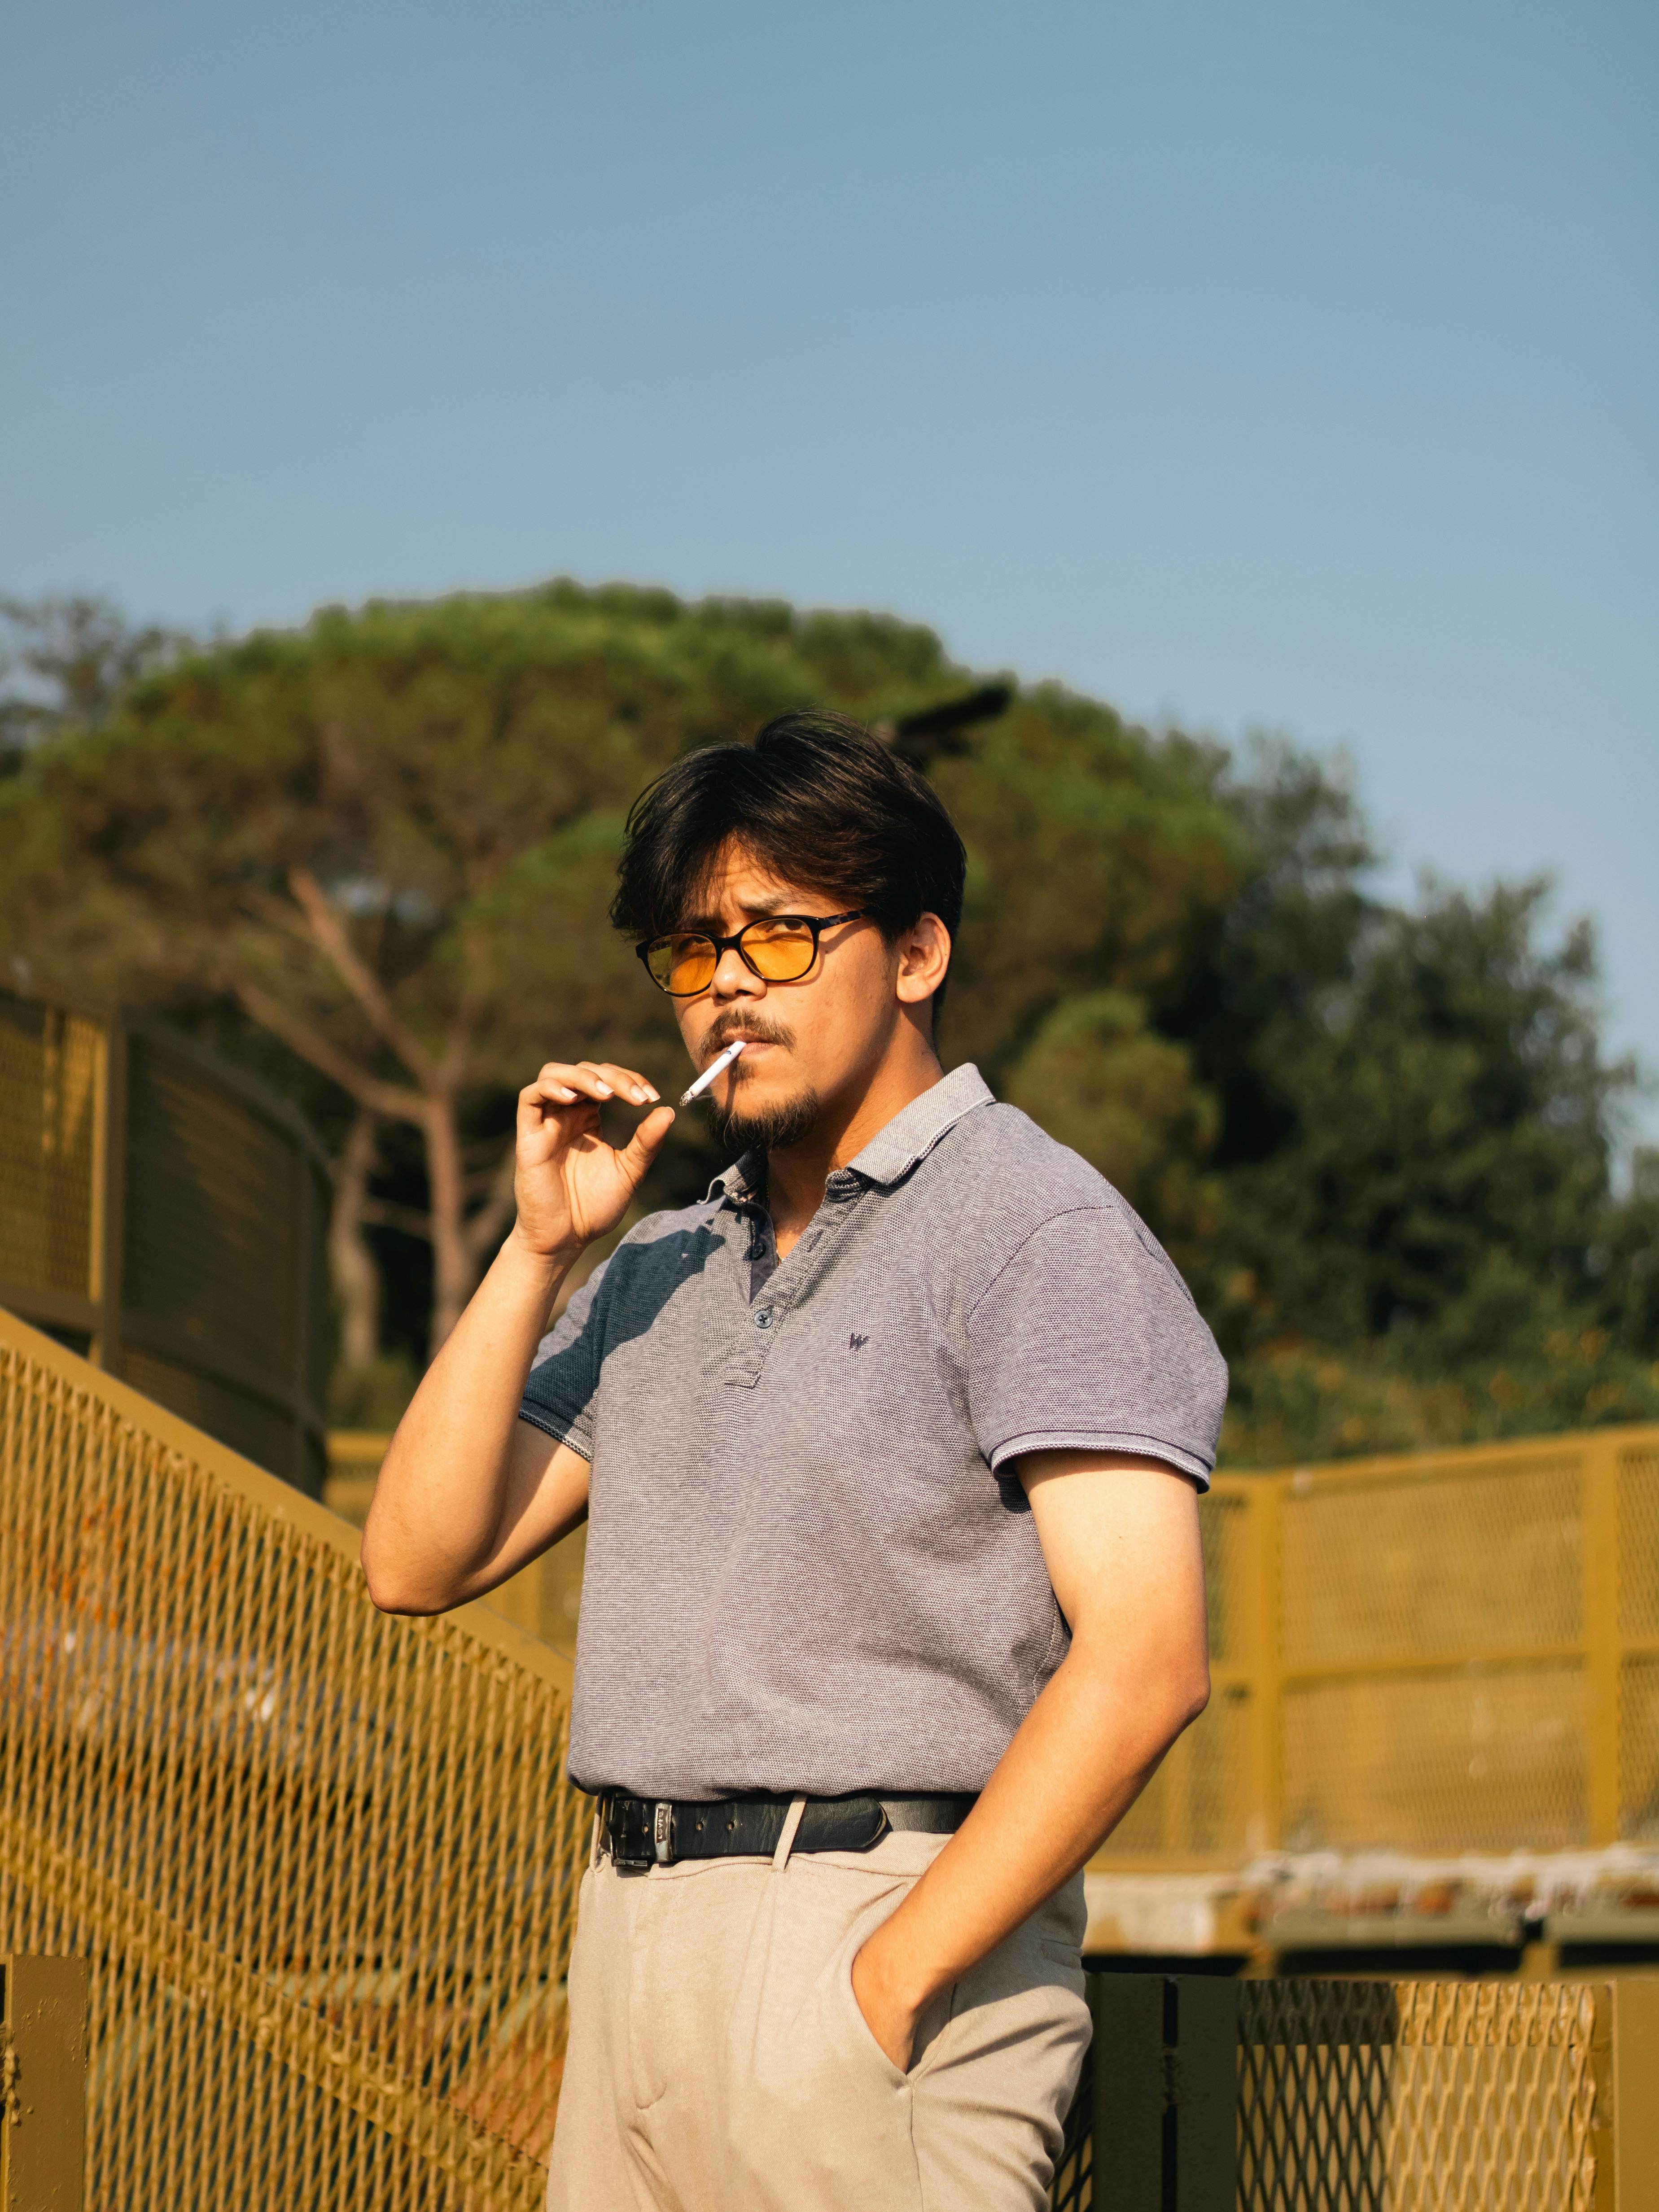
[[4, 0, 1655, 1136]]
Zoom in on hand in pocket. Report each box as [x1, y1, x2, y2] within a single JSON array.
[[850, 1927, 923, 2073]]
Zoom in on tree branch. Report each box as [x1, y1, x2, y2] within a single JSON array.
[[463, 1139, 519, 1263], [284, 864, 443, 1087], [360, 1198, 435, 1240], [436, 924, 490, 1088], [232, 978, 426, 1123], [331, 1110, 382, 1369]]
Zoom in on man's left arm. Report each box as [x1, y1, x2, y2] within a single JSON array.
[[851, 1448, 1209, 2069]]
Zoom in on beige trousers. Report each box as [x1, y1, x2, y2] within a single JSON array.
[[546, 1824, 1090, 2212]]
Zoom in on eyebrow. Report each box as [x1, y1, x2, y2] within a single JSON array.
[[679, 890, 817, 931]]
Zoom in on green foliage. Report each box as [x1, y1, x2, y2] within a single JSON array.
[[0, 579, 1244, 1361], [0, 593, 185, 759], [1, 581, 1651, 1462], [1205, 879, 1622, 1354], [1221, 1327, 1659, 1469], [1003, 991, 1220, 1271], [1181, 744, 1656, 1461], [931, 692, 1243, 1080]]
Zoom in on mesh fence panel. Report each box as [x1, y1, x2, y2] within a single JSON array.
[[1093, 1432, 1659, 1869], [0, 998, 100, 1305], [1618, 1445, 1659, 1642], [1618, 1657, 1659, 1842], [1617, 1447, 1659, 1835], [0, 1312, 588, 2211], [120, 1342, 306, 1492], [1202, 1491, 1250, 1669], [1280, 1459, 1584, 1673], [1094, 1491, 1255, 1860], [1238, 1980, 1599, 2212], [1280, 1665, 1589, 1854], [123, 1039, 303, 1383]]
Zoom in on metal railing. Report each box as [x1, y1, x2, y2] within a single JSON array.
[[1051, 1972, 1659, 2212], [0, 1309, 588, 2211], [0, 986, 330, 1494]]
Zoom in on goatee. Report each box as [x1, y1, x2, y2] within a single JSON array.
[[709, 1085, 825, 1160]]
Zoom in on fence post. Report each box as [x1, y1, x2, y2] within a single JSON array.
[[1247, 1479, 1283, 1854], [1091, 1976, 1238, 2212], [1, 1957, 88, 2212], [1611, 1976, 1659, 2209], [1581, 1438, 1621, 1846]]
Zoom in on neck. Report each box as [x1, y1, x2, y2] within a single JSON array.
[[764, 1024, 943, 1249]]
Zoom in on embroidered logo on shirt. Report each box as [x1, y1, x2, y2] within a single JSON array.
[[849, 1332, 870, 1351]]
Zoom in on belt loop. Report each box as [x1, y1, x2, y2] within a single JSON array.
[[771, 1796, 808, 1873]]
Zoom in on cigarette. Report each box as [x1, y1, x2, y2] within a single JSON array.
[[677, 1038, 747, 1107]]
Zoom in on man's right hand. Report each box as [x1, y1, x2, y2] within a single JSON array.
[[511, 1059, 677, 1262]]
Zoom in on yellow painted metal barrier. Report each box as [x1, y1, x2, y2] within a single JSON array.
[[1052, 1973, 1659, 2212], [0, 1310, 588, 2212], [0, 985, 331, 1493], [1104, 1427, 1659, 1865], [1, 1957, 88, 2212]]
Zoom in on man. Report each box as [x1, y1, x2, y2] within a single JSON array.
[[363, 710, 1226, 2211]]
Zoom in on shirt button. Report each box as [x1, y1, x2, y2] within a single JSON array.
[[754, 1309, 774, 1330]]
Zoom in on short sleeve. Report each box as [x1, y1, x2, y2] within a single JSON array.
[[518, 1258, 612, 1462], [965, 1205, 1228, 1487]]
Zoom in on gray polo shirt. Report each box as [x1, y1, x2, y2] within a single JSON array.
[[520, 1062, 1227, 1800]]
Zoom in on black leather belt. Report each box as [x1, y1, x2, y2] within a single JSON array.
[[599, 1790, 976, 1871]]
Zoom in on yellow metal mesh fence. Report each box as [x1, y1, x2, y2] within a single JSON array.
[[1093, 1426, 1659, 1868], [0, 988, 332, 1493], [1280, 1665, 1588, 1854], [1279, 1458, 1585, 1673], [0, 1311, 589, 2211], [1238, 1980, 1599, 2212], [0, 998, 101, 1310], [1618, 1445, 1659, 1642], [1619, 1658, 1659, 1843]]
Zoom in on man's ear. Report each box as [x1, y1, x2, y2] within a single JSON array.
[[894, 913, 951, 1005]]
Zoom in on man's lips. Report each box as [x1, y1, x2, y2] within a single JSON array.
[[709, 1035, 779, 1059]]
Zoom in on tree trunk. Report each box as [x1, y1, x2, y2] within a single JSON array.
[[329, 1109, 382, 1371], [424, 1091, 474, 1352]]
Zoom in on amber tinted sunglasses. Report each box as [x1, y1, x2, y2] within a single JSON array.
[[636, 911, 868, 997]]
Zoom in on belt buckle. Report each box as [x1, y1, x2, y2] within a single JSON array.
[[606, 1794, 675, 1871]]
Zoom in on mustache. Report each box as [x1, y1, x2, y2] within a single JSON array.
[[704, 1014, 796, 1056]]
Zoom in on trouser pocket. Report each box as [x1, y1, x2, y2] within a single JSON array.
[[726, 1874, 926, 2212]]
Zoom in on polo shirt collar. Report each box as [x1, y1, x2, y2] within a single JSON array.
[[846, 1062, 993, 1187], [705, 1062, 993, 1204], [705, 1150, 766, 1206]]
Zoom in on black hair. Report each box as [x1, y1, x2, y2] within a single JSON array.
[[612, 708, 967, 1004]]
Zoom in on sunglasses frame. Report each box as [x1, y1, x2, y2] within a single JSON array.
[[635, 910, 869, 997]]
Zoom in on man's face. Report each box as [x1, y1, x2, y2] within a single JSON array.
[[670, 843, 904, 1148]]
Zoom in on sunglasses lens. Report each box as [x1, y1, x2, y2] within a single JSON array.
[[743, 920, 818, 980], [647, 936, 718, 994]]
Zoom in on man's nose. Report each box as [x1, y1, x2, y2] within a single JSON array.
[[711, 945, 762, 997]]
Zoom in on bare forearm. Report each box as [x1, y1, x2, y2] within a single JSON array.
[[861, 1636, 1205, 2015], [361, 1225, 576, 1606]]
